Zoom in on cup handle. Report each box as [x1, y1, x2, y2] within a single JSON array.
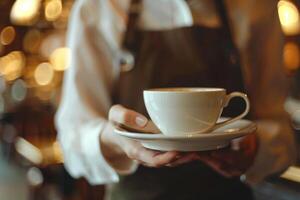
[[212, 92, 250, 131]]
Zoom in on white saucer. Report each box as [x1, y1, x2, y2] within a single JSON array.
[[115, 119, 257, 152]]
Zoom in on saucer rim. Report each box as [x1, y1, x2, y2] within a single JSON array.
[[115, 119, 257, 141]]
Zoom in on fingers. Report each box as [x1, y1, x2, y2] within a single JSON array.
[[195, 153, 234, 177], [122, 140, 179, 167], [166, 153, 198, 167], [109, 105, 148, 129], [149, 151, 180, 167], [132, 148, 179, 168], [109, 105, 181, 168], [239, 134, 257, 156], [196, 151, 245, 178]]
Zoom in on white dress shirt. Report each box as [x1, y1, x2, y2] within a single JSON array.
[[55, 0, 297, 185]]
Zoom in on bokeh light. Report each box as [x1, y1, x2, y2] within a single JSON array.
[[11, 79, 27, 102], [278, 0, 300, 35], [0, 51, 25, 81], [40, 32, 65, 58], [34, 62, 54, 86], [284, 42, 300, 70], [50, 47, 70, 71], [27, 167, 44, 186], [0, 26, 16, 46], [45, 0, 63, 21], [15, 137, 43, 165], [10, 0, 41, 25], [53, 1, 72, 29]]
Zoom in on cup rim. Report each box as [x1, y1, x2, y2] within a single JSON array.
[[144, 87, 226, 93]]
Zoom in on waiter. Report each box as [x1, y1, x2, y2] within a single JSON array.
[[56, 0, 297, 199]]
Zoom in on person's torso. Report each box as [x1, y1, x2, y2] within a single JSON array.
[[110, 1, 253, 199]]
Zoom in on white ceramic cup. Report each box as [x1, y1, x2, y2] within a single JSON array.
[[143, 88, 250, 136]]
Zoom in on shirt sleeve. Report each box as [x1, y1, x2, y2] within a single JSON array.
[[241, 1, 297, 184], [55, 0, 123, 184]]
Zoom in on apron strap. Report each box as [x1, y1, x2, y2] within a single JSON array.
[[122, 0, 143, 51], [214, 0, 235, 43], [214, 0, 242, 74]]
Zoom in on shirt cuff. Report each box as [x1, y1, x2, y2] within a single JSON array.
[[59, 118, 120, 185], [79, 119, 121, 184], [81, 120, 140, 184]]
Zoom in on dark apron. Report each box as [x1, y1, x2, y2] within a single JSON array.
[[110, 0, 253, 199]]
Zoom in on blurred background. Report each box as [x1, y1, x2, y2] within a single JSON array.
[[0, 0, 107, 199], [0, 0, 300, 200]]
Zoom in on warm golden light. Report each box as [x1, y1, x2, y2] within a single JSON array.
[[284, 42, 300, 70], [281, 166, 300, 183], [0, 51, 25, 81], [45, 0, 62, 21], [52, 141, 63, 163], [50, 47, 70, 71], [15, 137, 43, 165], [34, 62, 54, 86], [10, 0, 41, 25], [278, 0, 300, 35], [39, 32, 64, 58], [0, 26, 16, 45]]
